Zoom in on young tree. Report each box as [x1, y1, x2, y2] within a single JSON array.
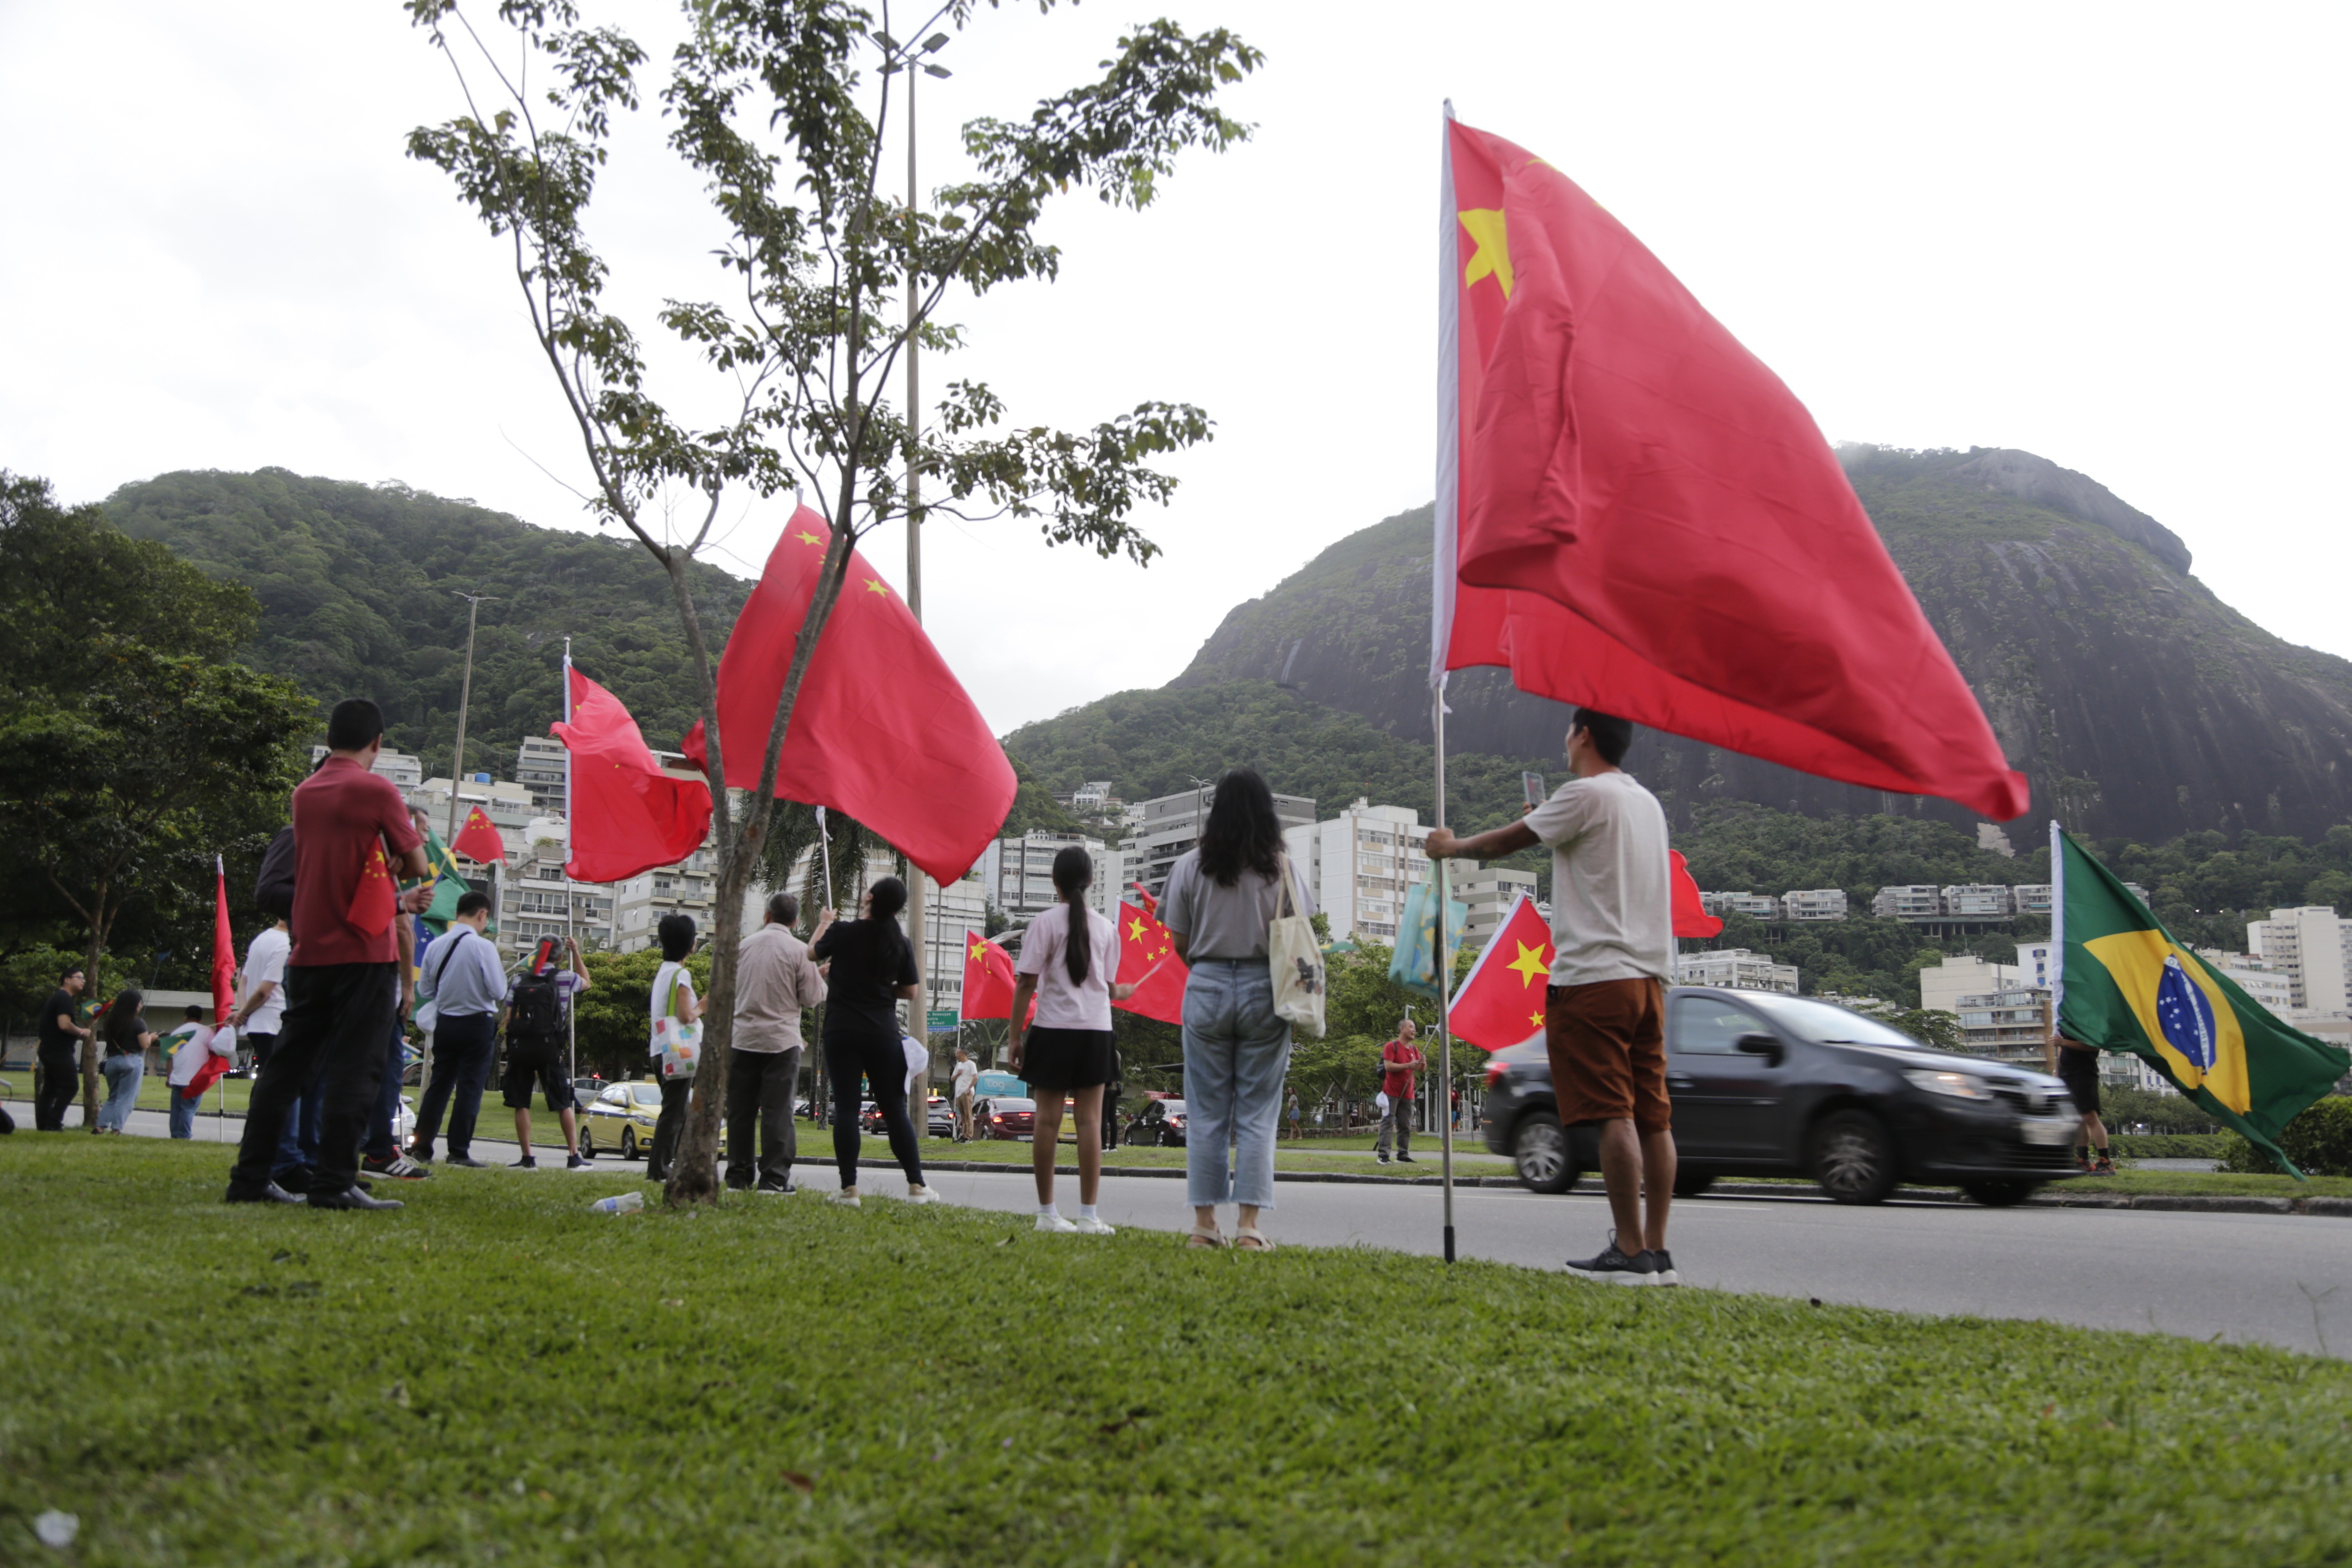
[[405, 0, 1259, 1202]]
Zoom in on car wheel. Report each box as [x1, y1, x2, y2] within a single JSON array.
[[1811, 1109, 1897, 1205], [1962, 1179, 2041, 1208], [1672, 1171, 1716, 1198], [620, 1127, 639, 1161], [1512, 1109, 1578, 1195], [1157, 1127, 1174, 1148], [578, 1128, 594, 1160]]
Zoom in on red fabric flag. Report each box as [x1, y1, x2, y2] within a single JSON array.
[[1112, 886, 1188, 1026], [1447, 892, 1555, 1051], [184, 858, 236, 1098], [1671, 850, 1723, 939], [1435, 118, 2027, 822], [679, 506, 1016, 887], [958, 929, 1034, 1024], [452, 805, 506, 866], [345, 841, 398, 935], [553, 664, 715, 882]]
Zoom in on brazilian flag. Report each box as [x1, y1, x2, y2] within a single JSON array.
[[2057, 829, 2348, 1176], [414, 830, 473, 935]]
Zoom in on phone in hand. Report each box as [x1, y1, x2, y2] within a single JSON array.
[[1521, 771, 1546, 811]]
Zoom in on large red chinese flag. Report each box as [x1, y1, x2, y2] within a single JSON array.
[[1448, 893, 1553, 1051], [1671, 850, 1723, 939], [1112, 884, 1188, 1026], [553, 663, 714, 882], [185, 858, 237, 1098], [680, 506, 1016, 887], [1435, 117, 2027, 822], [452, 805, 506, 866], [959, 930, 1032, 1023]]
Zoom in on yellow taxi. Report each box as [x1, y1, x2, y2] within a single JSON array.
[[578, 1078, 725, 1161]]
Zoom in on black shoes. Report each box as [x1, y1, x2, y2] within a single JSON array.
[[755, 1179, 797, 1195], [309, 1185, 405, 1211], [566, 1154, 588, 1171], [443, 1153, 486, 1169], [1648, 1249, 1680, 1287], [224, 1181, 304, 1205], [511, 1155, 538, 1170], [1565, 1233, 1658, 1285], [1397, 1154, 1418, 1164], [1375, 1152, 1391, 1165]]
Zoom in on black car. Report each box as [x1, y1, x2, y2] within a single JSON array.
[[1481, 987, 2080, 1206], [1130, 1098, 1188, 1147]]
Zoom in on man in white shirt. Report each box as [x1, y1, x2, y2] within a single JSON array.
[[1427, 708, 1679, 1286], [233, 917, 291, 1069], [950, 1047, 979, 1142]]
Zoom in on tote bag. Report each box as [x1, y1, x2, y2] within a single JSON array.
[[652, 967, 702, 1078], [1269, 853, 1326, 1039], [1389, 862, 1469, 1001]]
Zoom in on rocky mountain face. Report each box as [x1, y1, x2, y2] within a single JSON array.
[[1167, 447, 2352, 844]]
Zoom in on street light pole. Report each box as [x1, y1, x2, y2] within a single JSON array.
[[445, 591, 499, 845]]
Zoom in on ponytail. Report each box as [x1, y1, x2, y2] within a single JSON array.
[[1050, 844, 1094, 986]]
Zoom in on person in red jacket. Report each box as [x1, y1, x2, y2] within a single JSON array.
[[1374, 1018, 1426, 1165]]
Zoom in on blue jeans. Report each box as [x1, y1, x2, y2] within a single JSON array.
[[273, 1076, 324, 1181], [99, 1054, 144, 1131], [1181, 958, 1291, 1209], [169, 1084, 204, 1138], [366, 1018, 407, 1161]]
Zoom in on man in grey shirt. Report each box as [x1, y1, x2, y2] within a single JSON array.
[[729, 891, 827, 1192], [408, 892, 510, 1168]]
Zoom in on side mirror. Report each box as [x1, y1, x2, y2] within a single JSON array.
[[1735, 1032, 1785, 1067]]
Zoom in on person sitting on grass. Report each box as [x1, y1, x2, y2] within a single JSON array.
[[1009, 846, 1138, 1235]]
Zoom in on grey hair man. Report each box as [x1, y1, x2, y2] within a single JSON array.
[[729, 890, 827, 1192]]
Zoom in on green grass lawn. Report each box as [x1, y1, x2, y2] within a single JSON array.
[[6, 1139, 2352, 1566], [2065, 1168, 2352, 1200], [935, 1137, 1499, 1179]]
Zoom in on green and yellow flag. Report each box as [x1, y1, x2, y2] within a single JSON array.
[[2055, 827, 2347, 1175], [415, 829, 472, 934]]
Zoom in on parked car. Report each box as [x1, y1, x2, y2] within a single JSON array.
[[980, 1098, 1037, 1141], [570, 1074, 606, 1106], [1130, 1098, 1188, 1148], [1480, 987, 2080, 1206], [926, 1097, 956, 1139], [578, 1079, 726, 1160]]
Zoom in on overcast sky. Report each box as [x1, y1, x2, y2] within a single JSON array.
[[5, 2, 2346, 738]]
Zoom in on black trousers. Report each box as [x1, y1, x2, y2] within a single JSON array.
[[825, 1030, 923, 1191], [412, 1012, 497, 1157], [230, 963, 398, 1196], [727, 1046, 800, 1189], [647, 1075, 695, 1180], [35, 1044, 80, 1131]]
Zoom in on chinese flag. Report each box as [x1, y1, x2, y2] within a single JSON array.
[[452, 805, 506, 866], [554, 664, 715, 882], [1436, 117, 2027, 823], [681, 506, 1016, 887], [1448, 892, 1554, 1051], [1112, 884, 1187, 1026], [1671, 850, 1723, 939], [185, 858, 237, 1098], [346, 841, 398, 935], [959, 930, 1034, 1024]]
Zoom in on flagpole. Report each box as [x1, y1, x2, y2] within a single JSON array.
[[565, 640, 578, 1094], [1431, 99, 1462, 1266], [2049, 818, 2066, 1050]]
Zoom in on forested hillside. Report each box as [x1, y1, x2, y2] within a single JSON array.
[[105, 469, 751, 774]]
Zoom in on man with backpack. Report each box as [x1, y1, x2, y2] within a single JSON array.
[[505, 935, 592, 1170]]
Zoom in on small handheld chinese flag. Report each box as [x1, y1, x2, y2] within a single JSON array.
[[185, 857, 237, 1098], [1671, 851, 1723, 939], [1112, 883, 1188, 1026], [1448, 892, 1554, 1051], [959, 931, 1033, 1024], [346, 841, 398, 936], [452, 805, 506, 866]]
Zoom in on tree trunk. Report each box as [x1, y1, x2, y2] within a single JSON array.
[[79, 889, 109, 1134]]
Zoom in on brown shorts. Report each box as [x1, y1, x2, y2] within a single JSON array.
[[1545, 978, 1670, 1134]]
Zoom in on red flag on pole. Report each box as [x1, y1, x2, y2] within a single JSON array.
[[679, 506, 1016, 887], [1112, 884, 1188, 1026], [554, 663, 714, 882], [1447, 893, 1554, 1051], [1434, 116, 2027, 822], [959, 930, 1033, 1024], [452, 805, 506, 866], [184, 858, 236, 1098], [1671, 850, 1723, 939]]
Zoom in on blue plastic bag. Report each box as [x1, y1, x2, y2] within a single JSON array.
[[1389, 863, 1469, 1000]]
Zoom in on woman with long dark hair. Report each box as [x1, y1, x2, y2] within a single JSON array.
[[1009, 845, 1137, 1234], [1157, 768, 1314, 1250], [645, 913, 701, 1182], [96, 990, 156, 1133], [811, 875, 939, 1207]]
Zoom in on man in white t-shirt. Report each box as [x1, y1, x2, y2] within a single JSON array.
[[950, 1047, 979, 1142], [233, 917, 292, 1069], [1426, 707, 1679, 1287]]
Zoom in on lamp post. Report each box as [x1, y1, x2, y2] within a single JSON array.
[[445, 591, 499, 845]]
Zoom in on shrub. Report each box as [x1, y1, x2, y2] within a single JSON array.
[[2216, 1097, 2352, 1176], [2108, 1132, 2227, 1161]]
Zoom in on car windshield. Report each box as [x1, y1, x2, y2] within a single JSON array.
[[1163, 1102, 1186, 1115], [630, 1085, 662, 1104], [1742, 994, 1927, 1049], [994, 1099, 1036, 1112]]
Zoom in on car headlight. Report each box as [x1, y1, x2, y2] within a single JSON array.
[[1904, 1069, 1992, 1101]]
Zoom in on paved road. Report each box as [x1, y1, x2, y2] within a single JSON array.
[[42, 1103, 2352, 1360]]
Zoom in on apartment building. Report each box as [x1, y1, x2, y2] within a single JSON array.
[[1700, 891, 1781, 921], [313, 745, 424, 792], [1129, 785, 1314, 901], [2246, 906, 2352, 1018], [1919, 955, 2021, 1017], [1872, 885, 1944, 921], [1281, 799, 1471, 943], [409, 775, 538, 858], [1954, 985, 2050, 1060], [1671, 948, 1799, 994], [1782, 889, 1848, 921], [1941, 884, 2014, 918], [1453, 866, 1539, 947], [513, 735, 569, 811], [975, 831, 1128, 922], [2190, 951, 2297, 1016], [2010, 884, 2053, 916]]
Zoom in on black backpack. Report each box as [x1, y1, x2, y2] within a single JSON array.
[[255, 826, 297, 921], [507, 970, 565, 1066]]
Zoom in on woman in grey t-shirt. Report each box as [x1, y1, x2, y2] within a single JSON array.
[[1156, 768, 1314, 1251]]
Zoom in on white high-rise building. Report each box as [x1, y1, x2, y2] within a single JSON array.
[[1454, 866, 1539, 947], [1872, 885, 1944, 920], [1672, 948, 1799, 994], [1130, 785, 1314, 901], [1920, 955, 2021, 1017], [1941, 885, 2014, 918], [1282, 799, 1471, 944], [976, 832, 1127, 922], [2246, 906, 2352, 1019], [1782, 889, 1848, 921], [1700, 892, 1781, 921]]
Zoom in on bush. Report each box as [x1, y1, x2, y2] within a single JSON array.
[[2108, 1133, 2227, 1161], [2216, 1097, 2352, 1177]]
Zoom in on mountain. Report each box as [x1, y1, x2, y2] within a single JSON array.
[[1139, 446, 2352, 845], [104, 468, 750, 777]]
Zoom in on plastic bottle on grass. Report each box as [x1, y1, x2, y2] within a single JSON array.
[[589, 1191, 645, 1215]]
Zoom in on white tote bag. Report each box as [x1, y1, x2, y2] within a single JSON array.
[[1268, 853, 1326, 1039]]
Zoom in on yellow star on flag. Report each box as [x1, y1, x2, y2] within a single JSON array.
[[794, 530, 822, 546], [1127, 916, 1147, 942], [968, 936, 990, 961], [864, 578, 890, 596], [1529, 1009, 1546, 1030], [1459, 208, 1513, 298], [1507, 938, 1549, 988]]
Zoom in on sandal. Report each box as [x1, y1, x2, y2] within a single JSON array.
[[1185, 1225, 1229, 1249], [1234, 1228, 1276, 1253]]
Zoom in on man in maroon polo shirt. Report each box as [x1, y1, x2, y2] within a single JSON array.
[[225, 700, 431, 1210]]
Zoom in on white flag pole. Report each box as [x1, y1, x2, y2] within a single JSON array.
[[2049, 818, 2066, 1045], [1431, 100, 1462, 1265], [564, 640, 578, 1093]]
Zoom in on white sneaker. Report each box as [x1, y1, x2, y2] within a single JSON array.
[[826, 1189, 862, 1210], [1035, 1211, 1078, 1233], [904, 1185, 942, 1206], [1072, 1215, 1116, 1236]]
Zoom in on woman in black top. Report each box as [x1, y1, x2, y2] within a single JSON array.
[[810, 877, 938, 1208], [97, 988, 157, 1133]]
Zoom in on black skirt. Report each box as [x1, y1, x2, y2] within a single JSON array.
[[1023, 1026, 1114, 1091]]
